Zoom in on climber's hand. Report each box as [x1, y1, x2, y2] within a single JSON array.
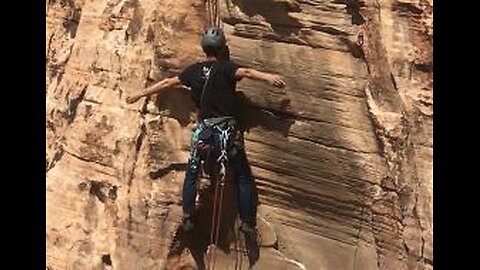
[[267, 74, 286, 88], [179, 85, 191, 91], [126, 94, 142, 104]]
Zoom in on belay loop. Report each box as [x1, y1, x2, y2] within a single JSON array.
[[216, 125, 232, 164]]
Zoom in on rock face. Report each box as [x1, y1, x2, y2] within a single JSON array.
[[46, 0, 433, 269]]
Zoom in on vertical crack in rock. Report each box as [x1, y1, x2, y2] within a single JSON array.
[[62, 3, 83, 38], [46, 143, 65, 172], [47, 80, 88, 173], [64, 83, 88, 124], [125, 0, 144, 42], [127, 115, 147, 192], [353, 1, 404, 113], [125, 116, 147, 245], [47, 33, 55, 60], [353, 1, 432, 268], [47, 0, 83, 86], [47, 117, 65, 173]]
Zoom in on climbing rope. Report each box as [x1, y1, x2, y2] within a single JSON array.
[[206, 124, 231, 270], [206, 0, 222, 28]]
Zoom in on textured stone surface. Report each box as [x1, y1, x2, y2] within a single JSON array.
[[46, 0, 433, 269]]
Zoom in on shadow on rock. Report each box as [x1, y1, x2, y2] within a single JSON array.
[[154, 89, 197, 127], [149, 162, 188, 180], [235, 91, 294, 137]]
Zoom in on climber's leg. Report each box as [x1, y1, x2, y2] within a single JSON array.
[[230, 147, 256, 231]]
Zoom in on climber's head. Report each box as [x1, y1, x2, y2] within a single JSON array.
[[201, 27, 227, 58]]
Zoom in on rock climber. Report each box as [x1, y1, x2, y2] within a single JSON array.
[[126, 26, 286, 238]]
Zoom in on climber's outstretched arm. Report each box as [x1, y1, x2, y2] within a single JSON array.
[[126, 76, 183, 104], [235, 68, 286, 88]]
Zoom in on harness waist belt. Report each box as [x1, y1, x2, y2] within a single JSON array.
[[202, 116, 236, 127]]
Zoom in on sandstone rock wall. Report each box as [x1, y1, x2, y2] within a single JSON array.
[[46, 0, 433, 269]]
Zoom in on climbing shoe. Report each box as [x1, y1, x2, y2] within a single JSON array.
[[182, 215, 195, 233]]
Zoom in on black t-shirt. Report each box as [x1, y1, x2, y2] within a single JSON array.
[[178, 60, 240, 120]]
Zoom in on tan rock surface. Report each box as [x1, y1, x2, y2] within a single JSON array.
[[46, 0, 433, 269]]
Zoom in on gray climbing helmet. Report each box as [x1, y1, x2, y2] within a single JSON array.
[[201, 27, 226, 48]]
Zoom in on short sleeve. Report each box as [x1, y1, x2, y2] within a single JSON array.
[[223, 61, 240, 82], [178, 64, 197, 87]]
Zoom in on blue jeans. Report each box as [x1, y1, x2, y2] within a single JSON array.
[[182, 121, 256, 225]]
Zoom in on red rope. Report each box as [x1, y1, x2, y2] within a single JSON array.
[[234, 221, 243, 270], [216, 0, 222, 28], [207, 162, 230, 270], [206, 0, 222, 28], [207, 171, 221, 270], [209, 175, 220, 244], [206, 0, 211, 26], [211, 167, 226, 268], [214, 181, 225, 245], [212, 0, 216, 27]]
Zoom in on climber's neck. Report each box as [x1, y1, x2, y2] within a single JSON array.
[[206, 56, 218, 62]]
